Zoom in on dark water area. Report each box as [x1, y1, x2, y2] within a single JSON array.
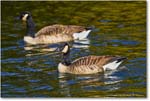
[[1, 1, 146, 97]]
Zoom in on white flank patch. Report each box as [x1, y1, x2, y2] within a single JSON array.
[[73, 30, 91, 40], [103, 61, 123, 71]]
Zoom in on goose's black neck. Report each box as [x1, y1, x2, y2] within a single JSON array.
[[26, 17, 35, 37], [62, 49, 71, 66]]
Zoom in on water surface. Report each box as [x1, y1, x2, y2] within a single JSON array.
[[1, 1, 146, 97]]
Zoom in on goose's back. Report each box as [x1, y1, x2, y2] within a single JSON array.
[[35, 24, 86, 37], [67, 55, 119, 74]]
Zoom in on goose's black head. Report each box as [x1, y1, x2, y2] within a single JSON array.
[[17, 11, 32, 21], [15, 11, 35, 37], [61, 43, 71, 66]]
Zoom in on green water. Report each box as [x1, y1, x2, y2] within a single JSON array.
[[1, 1, 146, 97]]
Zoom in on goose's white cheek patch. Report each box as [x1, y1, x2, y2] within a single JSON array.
[[62, 45, 69, 53], [22, 14, 28, 21]]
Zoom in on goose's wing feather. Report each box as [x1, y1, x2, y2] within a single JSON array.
[[65, 25, 86, 35], [35, 24, 65, 37], [35, 24, 86, 37], [67, 55, 121, 74], [71, 55, 120, 66]]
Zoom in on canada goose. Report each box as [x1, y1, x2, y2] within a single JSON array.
[[58, 43, 127, 74], [16, 11, 93, 45]]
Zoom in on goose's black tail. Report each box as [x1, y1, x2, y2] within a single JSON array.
[[85, 25, 95, 30], [116, 57, 127, 63]]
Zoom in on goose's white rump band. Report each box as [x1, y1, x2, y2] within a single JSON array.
[[73, 30, 91, 40]]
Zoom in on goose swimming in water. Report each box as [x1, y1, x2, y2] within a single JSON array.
[[16, 11, 93, 45], [58, 43, 127, 74]]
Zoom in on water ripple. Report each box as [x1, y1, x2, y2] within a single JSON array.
[[1, 72, 20, 77], [33, 85, 53, 91], [109, 39, 140, 46]]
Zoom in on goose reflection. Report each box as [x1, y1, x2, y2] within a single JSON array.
[[58, 73, 72, 97], [24, 38, 90, 52], [102, 66, 129, 91], [58, 73, 104, 97], [24, 38, 90, 57], [58, 66, 128, 95], [73, 38, 90, 49], [24, 44, 59, 51], [24, 43, 64, 57]]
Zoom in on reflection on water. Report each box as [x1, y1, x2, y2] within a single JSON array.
[[24, 38, 90, 52], [58, 73, 72, 97], [24, 43, 60, 51], [24, 38, 90, 57], [1, 1, 146, 97], [58, 73, 104, 97], [73, 38, 90, 48], [58, 69, 125, 97]]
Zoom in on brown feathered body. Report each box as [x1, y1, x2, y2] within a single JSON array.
[[32, 33, 73, 44], [24, 24, 88, 44], [58, 55, 122, 74], [35, 24, 86, 36]]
